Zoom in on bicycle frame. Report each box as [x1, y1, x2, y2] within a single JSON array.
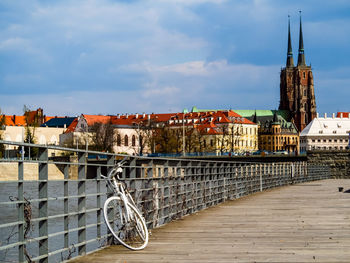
[[110, 177, 133, 223]]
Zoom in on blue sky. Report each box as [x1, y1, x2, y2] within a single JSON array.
[[0, 0, 349, 116]]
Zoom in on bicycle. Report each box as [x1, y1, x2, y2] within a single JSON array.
[[102, 158, 149, 250]]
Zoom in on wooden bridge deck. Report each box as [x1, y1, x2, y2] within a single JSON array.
[[70, 179, 350, 263]]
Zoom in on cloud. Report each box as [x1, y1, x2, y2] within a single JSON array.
[[0, 0, 349, 116]]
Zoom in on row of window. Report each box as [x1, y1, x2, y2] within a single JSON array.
[[301, 146, 347, 151], [261, 136, 298, 145], [301, 138, 349, 144], [117, 134, 137, 147]]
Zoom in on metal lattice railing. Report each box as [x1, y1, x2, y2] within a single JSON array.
[[0, 140, 331, 262]]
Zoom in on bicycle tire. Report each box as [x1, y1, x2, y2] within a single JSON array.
[[103, 196, 148, 250]]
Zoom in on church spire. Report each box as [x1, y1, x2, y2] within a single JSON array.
[[286, 16, 294, 67], [297, 12, 306, 66]]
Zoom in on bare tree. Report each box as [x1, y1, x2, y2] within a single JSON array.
[[215, 124, 229, 154], [153, 125, 179, 153], [23, 105, 39, 158], [89, 121, 117, 152], [227, 123, 243, 153]]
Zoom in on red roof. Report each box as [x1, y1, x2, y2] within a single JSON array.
[[64, 118, 78, 133], [83, 115, 111, 126], [2, 110, 54, 127], [337, 112, 350, 118], [63, 110, 256, 136]]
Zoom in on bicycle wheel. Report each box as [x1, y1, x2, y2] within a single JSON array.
[[103, 196, 148, 250]]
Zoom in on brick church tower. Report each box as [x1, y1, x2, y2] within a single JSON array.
[[279, 15, 316, 132]]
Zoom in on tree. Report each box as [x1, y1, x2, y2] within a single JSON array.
[[215, 124, 229, 154], [153, 125, 178, 153], [23, 105, 39, 158], [89, 121, 117, 152], [227, 123, 243, 153]]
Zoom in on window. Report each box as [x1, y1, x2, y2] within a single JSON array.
[[210, 140, 214, 147], [124, 135, 128, 146], [132, 135, 136, 146], [303, 72, 306, 78], [117, 134, 121, 146], [204, 140, 206, 148]]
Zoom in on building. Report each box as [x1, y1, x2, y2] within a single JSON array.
[[167, 110, 258, 154], [300, 113, 350, 152], [279, 16, 317, 132], [2, 108, 53, 127], [0, 109, 64, 157], [252, 111, 299, 153], [61, 111, 258, 155], [192, 109, 298, 154]]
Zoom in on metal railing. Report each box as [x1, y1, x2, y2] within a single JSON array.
[[0, 140, 331, 262]]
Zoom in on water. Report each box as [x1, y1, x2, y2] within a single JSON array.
[[0, 180, 110, 262]]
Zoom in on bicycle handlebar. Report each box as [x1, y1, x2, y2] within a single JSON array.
[[107, 156, 129, 181]]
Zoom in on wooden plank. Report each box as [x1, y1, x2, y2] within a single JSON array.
[[69, 179, 350, 263]]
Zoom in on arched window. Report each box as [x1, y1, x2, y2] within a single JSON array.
[[117, 134, 121, 146], [132, 135, 136, 146], [124, 135, 128, 146]]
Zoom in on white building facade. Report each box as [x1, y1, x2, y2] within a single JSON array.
[[300, 113, 350, 152]]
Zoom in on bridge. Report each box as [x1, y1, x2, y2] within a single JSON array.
[[70, 179, 350, 263], [0, 140, 347, 262]]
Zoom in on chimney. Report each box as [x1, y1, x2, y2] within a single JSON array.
[[143, 113, 146, 118], [324, 113, 327, 118], [316, 112, 319, 118], [332, 113, 335, 119], [148, 114, 151, 120], [340, 113, 343, 119], [136, 113, 139, 119]]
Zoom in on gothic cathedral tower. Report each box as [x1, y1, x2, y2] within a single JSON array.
[[279, 15, 316, 132]]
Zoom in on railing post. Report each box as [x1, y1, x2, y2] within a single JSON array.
[[77, 151, 87, 256], [18, 158, 24, 263], [96, 164, 102, 241], [64, 163, 69, 253], [106, 155, 115, 244], [38, 147, 48, 263], [163, 160, 170, 224]]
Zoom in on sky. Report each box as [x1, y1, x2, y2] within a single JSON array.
[[0, 0, 349, 117]]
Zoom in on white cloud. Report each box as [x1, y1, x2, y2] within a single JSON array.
[[0, 0, 349, 116]]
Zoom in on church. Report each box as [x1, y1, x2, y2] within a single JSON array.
[[190, 15, 317, 154], [279, 15, 317, 132]]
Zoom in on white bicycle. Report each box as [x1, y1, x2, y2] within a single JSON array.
[[102, 158, 149, 250]]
